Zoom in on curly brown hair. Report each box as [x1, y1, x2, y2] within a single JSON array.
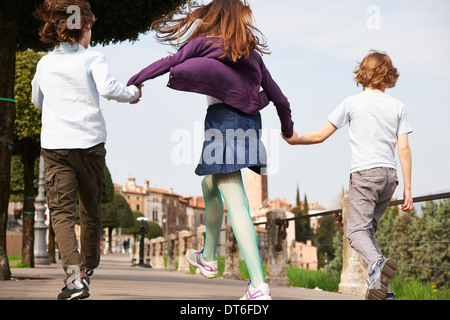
[[353, 50, 399, 90], [151, 0, 270, 62], [34, 0, 96, 49]]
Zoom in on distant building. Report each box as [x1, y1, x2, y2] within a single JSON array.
[[290, 240, 318, 270], [244, 169, 326, 269], [115, 178, 188, 235]]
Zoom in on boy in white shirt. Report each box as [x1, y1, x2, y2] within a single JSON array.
[[31, 0, 142, 300], [283, 50, 413, 300]]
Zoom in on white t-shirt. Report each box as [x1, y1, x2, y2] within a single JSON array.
[[32, 42, 139, 149], [327, 90, 413, 173]]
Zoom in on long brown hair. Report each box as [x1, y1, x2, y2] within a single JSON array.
[[34, 0, 96, 49], [151, 0, 270, 62]]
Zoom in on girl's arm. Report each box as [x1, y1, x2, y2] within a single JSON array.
[[397, 133, 413, 212], [127, 38, 204, 87], [259, 60, 294, 138], [282, 121, 337, 145]]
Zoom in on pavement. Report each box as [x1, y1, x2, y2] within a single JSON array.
[[0, 253, 363, 301]]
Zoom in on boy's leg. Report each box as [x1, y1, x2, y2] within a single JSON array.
[[346, 170, 385, 269], [201, 175, 224, 262], [41, 149, 80, 273], [76, 143, 106, 271]]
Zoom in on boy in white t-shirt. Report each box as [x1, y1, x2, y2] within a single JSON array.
[[283, 50, 413, 300]]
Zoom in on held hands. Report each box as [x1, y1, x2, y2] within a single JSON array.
[[130, 84, 144, 104], [281, 130, 299, 145]]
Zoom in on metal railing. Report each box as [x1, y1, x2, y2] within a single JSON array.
[[255, 191, 450, 230]]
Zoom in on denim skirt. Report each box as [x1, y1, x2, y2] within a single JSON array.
[[195, 103, 267, 176]]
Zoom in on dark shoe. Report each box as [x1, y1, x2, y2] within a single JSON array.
[[365, 258, 397, 300], [385, 292, 396, 300], [83, 268, 94, 277], [57, 272, 90, 300]]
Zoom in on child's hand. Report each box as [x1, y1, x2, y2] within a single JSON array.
[[401, 189, 413, 212], [130, 84, 144, 104], [281, 131, 299, 145]]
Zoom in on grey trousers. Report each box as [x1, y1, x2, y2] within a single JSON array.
[[346, 167, 398, 273]]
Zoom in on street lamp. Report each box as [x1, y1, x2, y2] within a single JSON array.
[[34, 156, 50, 265], [134, 216, 151, 268]]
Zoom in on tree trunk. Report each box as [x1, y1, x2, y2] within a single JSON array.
[[0, 24, 18, 280], [19, 139, 40, 267]]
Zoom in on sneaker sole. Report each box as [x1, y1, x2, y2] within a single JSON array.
[[185, 252, 218, 279], [366, 258, 397, 300], [70, 291, 90, 300]]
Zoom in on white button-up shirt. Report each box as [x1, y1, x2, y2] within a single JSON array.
[[32, 42, 139, 149]]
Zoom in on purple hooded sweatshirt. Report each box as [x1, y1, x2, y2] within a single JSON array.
[[127, 37, 294, 138]]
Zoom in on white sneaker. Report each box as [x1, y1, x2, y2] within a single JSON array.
[[185, 249, 218, 279], [240, 282, 272, 300]]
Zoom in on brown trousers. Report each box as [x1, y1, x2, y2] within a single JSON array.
[[41, 143, 106, 274]]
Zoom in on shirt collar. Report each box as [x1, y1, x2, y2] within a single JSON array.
[[53, 42, 86, 53]]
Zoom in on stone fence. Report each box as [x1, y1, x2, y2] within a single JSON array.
[[129, 206, 374, 297], [130, 209, 345, 288]]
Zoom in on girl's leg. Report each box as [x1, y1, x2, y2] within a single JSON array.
[[201, 175, 224, 262], [214, 170, 265, 287]]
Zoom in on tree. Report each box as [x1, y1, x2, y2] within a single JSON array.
[[292, 186, 313, 243], [0, 0, 188, 280], [14, 50, 44, 268], [146, 220, 163, 239]]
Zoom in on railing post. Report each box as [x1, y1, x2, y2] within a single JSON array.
[[153, 236, 165, 269], [149, 238, 156, 267], [177, 230, 191, 273], [196, 225, 206, 250], [167, 233, 177, 271], [194, 225, 206, 276], [266, 210, 289, 286], [223, 224, 241, 280], [338, 193, 366, 296]]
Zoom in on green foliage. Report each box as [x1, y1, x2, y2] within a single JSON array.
[[376, 200, 450, 286], [103, 191, 134, 229], [14, 50, 44, 141], [327, 199, 450, 288], [9, 155, 40, 200], [314, 214, 338, 268], [121, 210, 162, 240], [146, 220, 163, 239], [292, 190, 313, 243]]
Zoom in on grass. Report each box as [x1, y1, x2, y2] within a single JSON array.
[[191, 256, 448, 300], [391, 277, 450, 300], [7, 253, 29, 268]]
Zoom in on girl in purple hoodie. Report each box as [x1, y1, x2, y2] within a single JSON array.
[[128, 0, 294, 300]]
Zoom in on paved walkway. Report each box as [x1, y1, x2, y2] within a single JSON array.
[[0, 253, 362, 301]]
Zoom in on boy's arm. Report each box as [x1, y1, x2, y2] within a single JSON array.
[[397, 133, 413, 212], [90, 54, 140, 103], [282, 121, 338, 145], [31, 71, 43, 111]]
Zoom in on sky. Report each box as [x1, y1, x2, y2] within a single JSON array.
[[91, 0, 450, 210]]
